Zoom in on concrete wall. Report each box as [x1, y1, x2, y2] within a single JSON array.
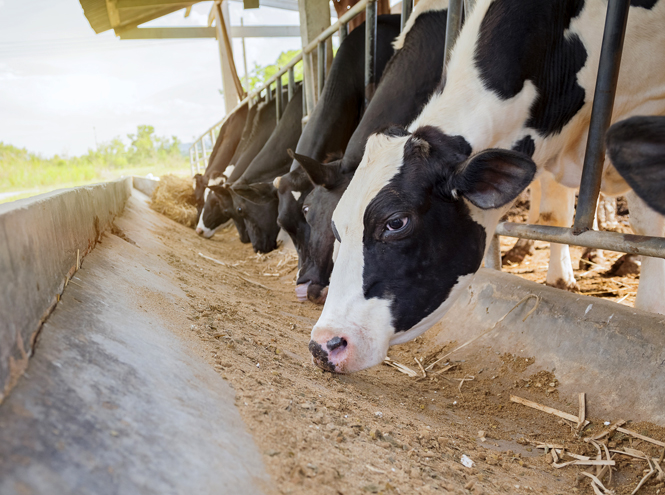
[[132, 176, 159, 198], [0, 178, 132, 403]]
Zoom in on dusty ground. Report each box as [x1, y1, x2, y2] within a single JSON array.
[[145, 207, 665, 495]]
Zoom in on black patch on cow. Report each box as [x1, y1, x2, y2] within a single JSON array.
[[308, 341, 336, 372], [512, 135, 535, 157], [630, 0, 658, 9], [381, 125, 410, 138], [361, 127, 486, 332], [474, 0, 587, 137]]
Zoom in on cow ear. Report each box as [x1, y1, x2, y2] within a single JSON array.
[[288, 149, 341, 188], [449, 149, 536, 209], [231, 183, 277, 205], [606, 116, 665, 215]]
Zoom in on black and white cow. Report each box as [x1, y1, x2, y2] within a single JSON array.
[[193, 104, 249, 219], [289, 0, 448, 304], [607, 116, 665, 215], [195, 95, 280, 237], [309, 0, 665, 373], [200, 185, 251, 244]]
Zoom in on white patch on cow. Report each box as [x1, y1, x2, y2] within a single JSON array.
[[208, 176, 224, 187], [291, 191, 301, 201], [627, 191, 665, 315], [196, 210, 222, 239], [204, 187, 211, 202], [392, 0, 449, 50], [222, 165, 235, 179]]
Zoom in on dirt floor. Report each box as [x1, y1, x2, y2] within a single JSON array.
[[143, 202, 665, 495]]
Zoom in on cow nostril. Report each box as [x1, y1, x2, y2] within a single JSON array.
[[326, 336, 347, 352]]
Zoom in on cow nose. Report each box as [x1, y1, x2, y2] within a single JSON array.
[[195, 227, 203, 235], [326, 336, 347, 352]]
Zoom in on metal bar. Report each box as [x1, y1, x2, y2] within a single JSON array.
[[496, 222, 665, 260], [276, 76, 283, 121], [443, 0, 464, 70], [288, 67, 295, 101], [266, 83, 273, 102], [485, 235, 502, 270], [194, 141, 201, 173], [302, 76, 308, 128], [201, 133, 208, 165], [573, 0, 631, 234], [364, 0, 377, 106], [401, 0, 412, 31], [317, 41, 326, 98], [189, 147, 195, 176], [209, 130, 215, 152], [339, 22, 348, 43]]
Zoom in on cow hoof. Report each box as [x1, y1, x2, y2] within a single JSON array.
[[579, 248, 605, 270], [502, 239, 535, 265], [547, 278, 579, 292], [605, 254, 641, 277]]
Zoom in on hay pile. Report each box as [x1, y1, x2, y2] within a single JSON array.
[[149, 174, 198, 228]]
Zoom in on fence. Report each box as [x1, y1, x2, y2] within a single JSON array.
[[191, 0, 665, 265]]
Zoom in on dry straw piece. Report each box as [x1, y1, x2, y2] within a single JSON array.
[[150, 175, 198, 227]]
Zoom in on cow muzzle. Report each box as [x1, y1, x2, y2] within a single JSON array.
[[308, 335, 349, 373]]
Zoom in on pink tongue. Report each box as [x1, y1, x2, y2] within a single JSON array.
[[295, 282, 311, 302]]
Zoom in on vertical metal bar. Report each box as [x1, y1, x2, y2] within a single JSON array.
[[339, 22, 348, 44], [443, 0, 464, 70], [364, 0, 377, 106], [209, 130, 215, 151], [573, 0, 631, 234], [266, 83, 273, 102], [317, 41, 326, 98], [401, 0, 412, 32], [194, 141, 201, 173], [485, 235, 502, 270], [189, 147, 195, 176], [302, 71, 308, 128], [201, 134, 208, 168], [276, 76, 283, 121], [288, 67, 295, 102]]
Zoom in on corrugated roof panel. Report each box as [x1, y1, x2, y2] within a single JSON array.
[[79, 0, 112, 34]]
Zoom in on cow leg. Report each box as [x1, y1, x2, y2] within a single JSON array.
[[627, 191, 665, 315], [539, 173, 578, 290], [502, 179, 540, 265]]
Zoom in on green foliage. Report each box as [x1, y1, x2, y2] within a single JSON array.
[[244, 50, 304, 93], [0, 125, 188, 192]]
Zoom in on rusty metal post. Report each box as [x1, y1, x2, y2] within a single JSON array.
[[485, 235, 502, 270], [401, 0, 412, 31], [573, 0, 631, 234], [443, 0, 463, 70], [364, 0, 377, 106], [288, 67, 295, 102], [276, 76, 283, 121]]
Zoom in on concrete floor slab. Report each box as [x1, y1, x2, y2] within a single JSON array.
[[0, 192, 271, 495]]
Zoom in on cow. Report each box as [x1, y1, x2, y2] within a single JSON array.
[[195, 93, 281, 238], [275, 14, 402, 299], [607, 116, 665, 215], [193, 104, 249, 219], [288, 0, 448, 303], [308, 0, 665, 373], [200, 185, 251, 244]]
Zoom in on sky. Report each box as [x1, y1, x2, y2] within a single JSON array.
[[0, 0, 304, 157]]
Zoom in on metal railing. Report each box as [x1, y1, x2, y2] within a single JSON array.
[[189, 0, 407, 175]]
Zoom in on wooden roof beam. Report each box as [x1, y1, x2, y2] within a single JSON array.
[[116, 0, 199, 8]]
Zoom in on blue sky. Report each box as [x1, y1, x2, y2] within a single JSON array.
[[0, 1, 302, 156]]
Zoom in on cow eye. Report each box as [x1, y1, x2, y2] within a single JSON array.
[[386, 216, 408, 231], [237, 207, 242, 214], [302, 205, 310, 215]]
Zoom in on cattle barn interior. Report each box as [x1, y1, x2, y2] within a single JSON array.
[[1, 1, 664, 494]]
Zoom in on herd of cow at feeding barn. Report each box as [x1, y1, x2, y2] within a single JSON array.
[[192, 0, 665, 373]]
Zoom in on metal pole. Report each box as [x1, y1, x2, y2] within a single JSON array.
[[364, 0, 377, 106], [288, 67, 295, 102], [317, 41, 326, 98], [240, 18, 248, 91], [339, 22, 348, 44], [276, 77, 283, 121], [194, 141, 201, 173], [302, 73, 308, 128], [201, 134, 208, 168], [443, 0, 463, 70], [209, 130, 215, 151], [401, 0, 412, 32], [266, 83, 273, 102], [189, 147, 195, 176], [573, 0, 631, 234], [484, 235, 502, 270]]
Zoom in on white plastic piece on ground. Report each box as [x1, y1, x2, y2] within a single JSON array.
[[460, 455, 475, 468]]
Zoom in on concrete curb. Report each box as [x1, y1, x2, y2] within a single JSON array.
[[0, 178, 132, 403], [132, 176, 159, 197], [431, 268, 665, 424]]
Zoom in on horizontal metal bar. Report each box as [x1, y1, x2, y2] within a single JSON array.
[[229, 25, 301, 38], [496, 222, 665, 260]]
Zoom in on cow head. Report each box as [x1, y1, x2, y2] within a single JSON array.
[[606, 116, 665, 215], [275, 167, 314, 302], [230, 182, 280, 254], [309, 126, 536, 373], [290, 152, 352, 305], [193, 173, 208, 220], [197, 185, 250, 243]]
